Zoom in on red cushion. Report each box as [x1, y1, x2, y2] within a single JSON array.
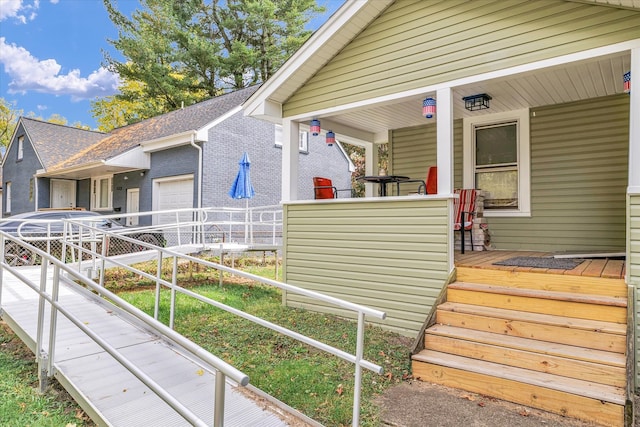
[[454, 189, 476, 230]]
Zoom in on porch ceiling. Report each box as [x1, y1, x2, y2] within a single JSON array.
[[325, 51, 631, 144]]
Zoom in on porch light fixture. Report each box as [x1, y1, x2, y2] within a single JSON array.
[[422, 97, 436, 118], [310, 119, 321, 136], [624, 71, 631, 94], [463, 93, 492, 111], [326, 130, 335, 146]]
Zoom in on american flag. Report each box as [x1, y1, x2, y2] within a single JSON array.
[[423, 97, 436, 118], [623, 71, 631, 93]]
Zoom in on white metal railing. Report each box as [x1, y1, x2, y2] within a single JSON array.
[[63, 210, 385, 426], [0, 232, 248, 427]]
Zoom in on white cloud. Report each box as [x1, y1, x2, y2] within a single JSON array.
[[37, 104, 47, 111], [0, 0, 39, 23], [0, 37, 121, 100]]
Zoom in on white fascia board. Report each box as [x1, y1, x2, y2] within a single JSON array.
[[140, 130, 197, 153], [36, 161, 105, 177], [335, 139, 356, 172], [196, 105, 242, 140], [106, 146, 150, 169], [288, 39, 640, 124], [243, 99, 282, 122], [243, 0, 387, 119]]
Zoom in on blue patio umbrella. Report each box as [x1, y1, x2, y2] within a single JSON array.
[[228, 152, 255, 242], [228, 152, 255, 200]]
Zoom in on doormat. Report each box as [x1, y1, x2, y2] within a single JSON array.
[[492, 256, 583, 270]]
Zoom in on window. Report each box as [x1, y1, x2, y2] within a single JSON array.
[[463, 109, 530, 217], [17, 136, 23, 161], [91, 175, 113, 210], [275, 125, 309, 152], [5, 182, 11, 213]]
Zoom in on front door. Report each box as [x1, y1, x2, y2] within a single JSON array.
[[126, 188, 140, 226], [50, 179, 76, 209]]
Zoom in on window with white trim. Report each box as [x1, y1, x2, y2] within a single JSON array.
[[17, 136, 24, 160], [463, 109, 530, 217], [274, 125, 309, 152], [5, 182, 11, 213], [91, 175, 113, 210]]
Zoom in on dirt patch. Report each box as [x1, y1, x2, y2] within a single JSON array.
[[376, 379, 608, 427]]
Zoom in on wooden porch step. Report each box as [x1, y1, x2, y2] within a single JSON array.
[[447, 282, 627, 323], [425, 325, 625, 386], [455, 266, 627, 297], [436, 302, 626, 353], [412, 351, 625, 426]]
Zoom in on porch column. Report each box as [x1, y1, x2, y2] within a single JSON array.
[[436, 87, 454, 272], [436, 87, 454, 195], [281, 119, 300, 202], [364, 142, 378, 198], [629, 47, 640, 190]]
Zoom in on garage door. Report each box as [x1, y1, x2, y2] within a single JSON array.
[[153, 175, 194, 226]]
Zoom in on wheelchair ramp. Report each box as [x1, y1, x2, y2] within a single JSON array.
[[1, 266, 312, 427]]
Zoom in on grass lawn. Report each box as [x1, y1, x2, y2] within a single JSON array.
[[0, 322, 95, 427], [0, 254, 414, 426], [105, 254, 414, 426]]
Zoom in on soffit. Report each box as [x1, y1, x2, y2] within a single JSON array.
[[323, 51, 631, 142]]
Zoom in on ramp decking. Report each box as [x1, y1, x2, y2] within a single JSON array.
[[0, 265, 303, 427]]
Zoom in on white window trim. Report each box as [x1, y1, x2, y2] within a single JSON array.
[[91, 175, 113, 211], [17, 136, 24, 160], [463, 109, 531, 217], [5, 181, 11, 213], [275, 124, 309, 152]]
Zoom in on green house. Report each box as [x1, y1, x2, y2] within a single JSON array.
[[245, 2, 640, 422]]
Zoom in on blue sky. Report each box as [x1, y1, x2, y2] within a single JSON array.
[[0, 0, 342, 129]]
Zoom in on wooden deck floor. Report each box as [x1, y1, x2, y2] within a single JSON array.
[[455, 250, 626, 280]]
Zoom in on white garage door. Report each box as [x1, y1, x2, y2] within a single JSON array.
[[153, 175, 194, 226]]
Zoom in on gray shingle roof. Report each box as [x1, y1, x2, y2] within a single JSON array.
[[20, 118, 106, 170], [42, 86, 260, 172]]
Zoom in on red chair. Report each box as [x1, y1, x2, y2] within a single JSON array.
[[418, 166, 437, 195], [313, 177, 353, 199], [454, 188, 477, 254], [400, 166, 438, 195]]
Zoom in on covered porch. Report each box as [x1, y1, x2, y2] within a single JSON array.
[[244, 1, 640, 408]]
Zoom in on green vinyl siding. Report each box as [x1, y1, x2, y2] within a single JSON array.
[[389, 95, 628, 252], [632, 193, 640, 389], [284, 0, 640, 117], [490, 95, 628, 251], [391, 120, 463, 194], [282, 198, 450, 336]]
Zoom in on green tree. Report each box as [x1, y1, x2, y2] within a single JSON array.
[[91, 78, 167, 132], [0, 98, 21, 149], [101, 0, 323, 124]]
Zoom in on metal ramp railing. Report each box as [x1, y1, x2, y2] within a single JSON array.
[[1, 206, 386, 426]]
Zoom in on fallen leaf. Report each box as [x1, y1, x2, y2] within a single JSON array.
[[519, 409, 531, 417], [385, 372, 393, 380], [336, 384, 344, 396], [477, 402, 486, 407], [196, 369, 204, 376], [461, 394, 476, 401]]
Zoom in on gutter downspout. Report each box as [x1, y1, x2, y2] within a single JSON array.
[[190, 133, 202, 209]]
